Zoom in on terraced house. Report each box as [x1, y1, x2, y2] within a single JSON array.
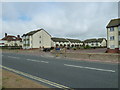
[[51, 37, 69, 48], [22, 29, 51, 49], [51, 37, 83, 48], [0, 33, 22, 47], [66, 39, 83, 47], [84, 38, 107, 48], [106, 18, 120, 53]]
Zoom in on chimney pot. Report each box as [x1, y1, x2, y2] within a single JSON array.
[[5, 33, 7, 37], [17, 35, 20, 38]]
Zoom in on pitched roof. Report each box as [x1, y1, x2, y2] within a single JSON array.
[[51, 37, 69, 42], [84, 38, 106, 43], [84, 39, 97, 43], [97, 38, 106, 43], [22, 29, 42, 36], [106, 18, 120, 28], [2, 35, 22, 41], [22, 28, 51, 37], [67, 39, 82, 43]]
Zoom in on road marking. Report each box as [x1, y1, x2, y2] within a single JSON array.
[[41, 61, 49, 63], [7, 56, 20, 59], [0, 65, 71, 89], [64, 64, 115, 73], [27, 59, 49, 63], [26, 59, 40, 62]]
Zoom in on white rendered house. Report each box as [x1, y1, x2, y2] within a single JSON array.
[[106, 18, 120, 53], [0, 33, 22, 47], [22, 29, 52, 49]]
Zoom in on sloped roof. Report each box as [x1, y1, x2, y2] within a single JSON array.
[[67, 39, 82, 43], [22, 28, 51, 37], [22, 29, 41, 36], [51, 37, 69, 42], [84, 38, 106, 43], [106, 18, 120, 28], [97, 38, 106, 43], [84, 39, 97, 43], [2, 35, 22, 41]]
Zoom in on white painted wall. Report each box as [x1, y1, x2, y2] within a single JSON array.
[[107, 27, 119, 49], [101, 39, 107, 47], [84, 40, 107, 47], [22, 30, 51, 49], [0, 40, 22, 47]]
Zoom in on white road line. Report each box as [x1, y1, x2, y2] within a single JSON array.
[[27, 59, 49, 63], [0, 65, 71, 89], [64, 64, 115, 73], [7, 56, 20, 59], [26, 59, 40, 62], [41, 61, 49, 63]]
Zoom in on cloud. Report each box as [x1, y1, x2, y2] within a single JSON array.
[[1, 2, 118, 40]]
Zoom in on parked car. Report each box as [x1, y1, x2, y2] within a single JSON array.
[[43, 48, 51, 52]]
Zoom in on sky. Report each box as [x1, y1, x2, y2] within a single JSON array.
[[1, 2, 118, 40]]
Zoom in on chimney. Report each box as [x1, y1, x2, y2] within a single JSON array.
[[17, 35, 20, 38], [5, 33, 7, 37]]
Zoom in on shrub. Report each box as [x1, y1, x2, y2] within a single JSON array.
[[84, 45, 91, 49]]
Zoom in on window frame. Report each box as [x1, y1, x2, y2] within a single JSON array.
[[110, 36, 115, 40], [110, 27, 114, 32]]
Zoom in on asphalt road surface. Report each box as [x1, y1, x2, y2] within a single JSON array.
[[1, 52, 119, 88]]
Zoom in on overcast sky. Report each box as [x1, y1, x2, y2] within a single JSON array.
[[1, 2, 118, 40]]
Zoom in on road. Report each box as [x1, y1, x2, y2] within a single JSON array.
[[1, 52, 119, 88]]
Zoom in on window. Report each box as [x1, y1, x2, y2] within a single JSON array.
[[110, 27, 114, 31], [39, 36, 41, 38], [110, 45, 115, 49], [39, 41, 41, 43], [91, 43, 94, 46], [110, 36, 114, 40], [96, 43, 98, 46]]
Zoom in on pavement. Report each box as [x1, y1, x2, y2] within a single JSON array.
[[1, 52, 119, 88]]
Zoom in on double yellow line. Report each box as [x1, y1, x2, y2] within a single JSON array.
[[0, 65, 73, 89]]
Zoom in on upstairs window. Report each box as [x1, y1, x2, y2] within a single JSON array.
[[110, 27, 114, 31], [110, 36, 114, 40]]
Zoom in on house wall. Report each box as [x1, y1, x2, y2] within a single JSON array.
[[22, 30, 51, 49], [107, 27, 119, 49], [22, 36, 30, 49], [1, 40, 22, 47], [101, 39, 107, 47], [32, 30, 51, 48], [0, 40, 5, 46], [84, 40, 106, 47], [51, 41, 83, 48], [52, 41, 70, 47]]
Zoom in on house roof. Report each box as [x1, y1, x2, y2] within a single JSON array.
[[97, 38, 106, 43], [106, 18, 120, 28], [22, 29, 42, 36], [22, 28, 51, 37], [84, 38, 106, 43], [2, 35, 22, 41], [51, 37, 69, 42], [84, 39, 97, 43], [67, 39, 82, 43]]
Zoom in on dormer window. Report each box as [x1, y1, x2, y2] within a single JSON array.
[[110, 27, 114, 31]]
